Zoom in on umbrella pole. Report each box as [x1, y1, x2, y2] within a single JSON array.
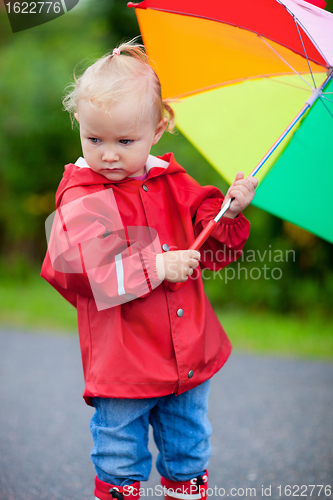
[[191, 71, 332, 248], [187, 78, 328, 252], [250, 71, 333, 178], [250, 104, 310, 177], [168, 72, 332, 291]]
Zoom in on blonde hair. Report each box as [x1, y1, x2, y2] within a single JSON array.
[[63, 39, 175, 132]]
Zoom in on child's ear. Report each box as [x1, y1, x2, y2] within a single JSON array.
[[152, 117, 168, 145], [74, 112, 79, 123]]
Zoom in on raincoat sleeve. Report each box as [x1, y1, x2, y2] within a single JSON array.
[[193, 194, 250, 271], [42, 187, 162, 311]]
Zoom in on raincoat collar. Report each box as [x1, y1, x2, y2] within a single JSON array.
[[56, 153, 186, 207]]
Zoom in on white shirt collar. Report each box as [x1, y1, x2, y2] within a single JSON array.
[[74, 154, 169, 173], [74, 157, 90, 168]]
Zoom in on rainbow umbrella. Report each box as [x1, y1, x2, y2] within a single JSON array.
[[129, 0, 333, 244]]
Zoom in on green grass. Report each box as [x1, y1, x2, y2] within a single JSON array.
[[217, 309, 333, 360], [0, 273, 332, 360], [0, 273, 77, 333]]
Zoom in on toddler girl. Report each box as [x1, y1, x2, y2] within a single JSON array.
[[41, 41, 257, 500]]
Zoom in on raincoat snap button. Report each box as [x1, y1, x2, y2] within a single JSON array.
[[142, 184, 148, 192], [188, 370, 194, 378], [162, 244, 170, 252], [176, 309, 184, 317]]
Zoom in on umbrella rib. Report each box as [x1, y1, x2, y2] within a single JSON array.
[[322, 95, 333, 102], [258, 36, 314, 91], [321, 95, 333, 106], [292, 16, 316, 89], [168, 73, 315, 100], [268, 78, 315, 93], [319, 97, 333, 119]]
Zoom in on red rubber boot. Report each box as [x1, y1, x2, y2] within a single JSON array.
[[161, 471, 208, 500], [94, 476, 140, 500]]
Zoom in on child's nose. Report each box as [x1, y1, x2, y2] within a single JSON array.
[[102, 149, 119, 162]]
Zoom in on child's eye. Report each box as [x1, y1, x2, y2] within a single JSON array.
[[119, 139, 133, 145], [89, 137, 101, 144]]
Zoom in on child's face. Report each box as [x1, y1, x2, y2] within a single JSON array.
[[75, 99, 166, 181]]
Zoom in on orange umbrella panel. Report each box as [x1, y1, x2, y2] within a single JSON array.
[[135, 8, 326, 99]]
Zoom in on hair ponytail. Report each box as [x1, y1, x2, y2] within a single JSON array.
[[163, 101, 176, 133], [112, 39, 149, 64]]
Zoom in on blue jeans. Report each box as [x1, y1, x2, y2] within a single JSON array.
[[90, 380, 212, 486]]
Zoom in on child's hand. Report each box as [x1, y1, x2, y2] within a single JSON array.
[[222, 172, 258, 219], [156, 250, 200, 282]]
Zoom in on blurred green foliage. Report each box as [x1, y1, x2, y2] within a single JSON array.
[[0, 0, 332, 319]]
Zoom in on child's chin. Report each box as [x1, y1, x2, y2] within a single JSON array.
[[101, 170, 126, 181]]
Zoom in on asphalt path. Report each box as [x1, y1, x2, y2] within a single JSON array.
[[0, 329, 332, 500]]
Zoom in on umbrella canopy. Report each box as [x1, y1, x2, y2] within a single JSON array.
[[129, 0, 333, 243]]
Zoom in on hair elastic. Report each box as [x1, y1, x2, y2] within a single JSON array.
[[112, 48, 120, 56]]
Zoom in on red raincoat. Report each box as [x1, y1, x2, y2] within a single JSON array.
[[41, 153, 250, 404]]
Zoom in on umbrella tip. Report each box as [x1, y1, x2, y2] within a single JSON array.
[[127, 1, 146, 8]]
